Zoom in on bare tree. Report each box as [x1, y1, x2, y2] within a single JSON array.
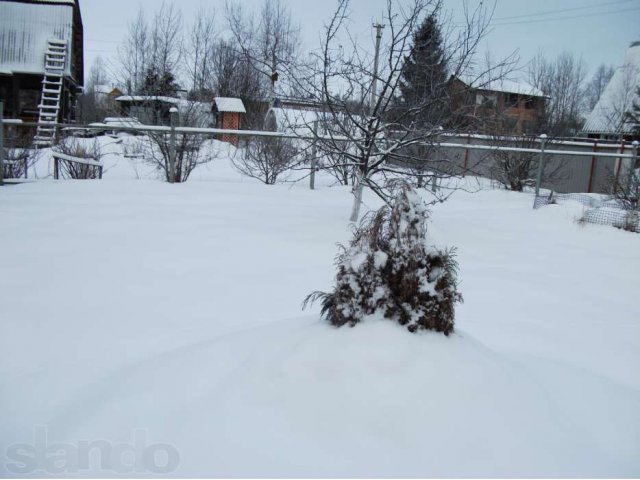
[[117, 2, 183, 96], [288, 0, 509, 221], [79, 56, 115, 123], [140, 105, 218, 183], [86, 56, 110, 93], [232, 136, 301, 184], [117, 6, 150, 94], [209, 39, 264, 100], [226, 0, 300, 97], [528, 51, 587, 136], [184, 8, 217, 100], [584, 63, 615, 112], [149, 2, 183, 85]]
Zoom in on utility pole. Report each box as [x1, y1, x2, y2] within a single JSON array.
[[169, 107, 178, 184], [370, 23, 384, 114]]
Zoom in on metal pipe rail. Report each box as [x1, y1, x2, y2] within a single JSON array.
[[436, 141, 636, 159]]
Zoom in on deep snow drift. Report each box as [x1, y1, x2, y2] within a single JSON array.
[[1, 140, 639, 477]]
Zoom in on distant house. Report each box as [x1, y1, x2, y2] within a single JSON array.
[[94, 85, 122, 104], [0, 0, 83, 127], [582, 41, 640, 140], [212, 97, 246, 145], [450, 76, 546, 135], [115, 95, 214, 127], [264, 97, 358, 136]]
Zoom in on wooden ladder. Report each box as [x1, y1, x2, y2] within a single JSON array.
[[34, 38, 67, 147]]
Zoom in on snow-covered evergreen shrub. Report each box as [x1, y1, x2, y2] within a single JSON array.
[[305, 186, 462, 335]]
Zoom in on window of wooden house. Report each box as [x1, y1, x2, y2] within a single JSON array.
[[506, 93, 519, 108], [525, 97, 536, 109], [522, 120, 537, 134], [475, 92, 497, 108], [18, 89, 39, 116]]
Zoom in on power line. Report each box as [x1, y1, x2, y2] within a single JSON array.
[[492, 6, 640, 27], [492, 0, 636, 21]]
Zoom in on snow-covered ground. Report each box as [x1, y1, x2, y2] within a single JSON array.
[[1, 137, 639, 477]]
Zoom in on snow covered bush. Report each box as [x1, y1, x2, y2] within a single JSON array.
[[305, 185, 462, 335]]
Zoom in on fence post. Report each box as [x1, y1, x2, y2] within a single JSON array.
[[169, 107, 178, 184], [0, 99, 4, 186], [310, 119, 318, 190], [432, 126, 443, 193], [614, 140, 625, 193], [587, 140, 598, 193], [630, 141, 639, 194], [462, 133, 470, 177], [534, 133, 547, 197]]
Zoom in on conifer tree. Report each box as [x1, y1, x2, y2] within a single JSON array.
[[398, 12, 449, 128], [141, 66, 180, 97], [304, 185, 462, 335]]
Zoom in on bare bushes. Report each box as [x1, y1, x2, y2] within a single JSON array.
[[2, 132, 38, 179], [2, 147, 37, 179], [305, 185, 462, 335], [141, 133, 216, 183], [613, 168, 639, 211], [611, 166, 640, 232], [489, 136, 565, 192], [232, 136, 301, 184], [54, 138, 103, 180]]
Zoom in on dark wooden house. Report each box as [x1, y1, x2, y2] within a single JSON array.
[[450, 76, 546, 135], [0, 0, 83, 141]]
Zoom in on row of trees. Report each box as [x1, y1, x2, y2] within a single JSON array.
[[76, 0, 636, 221], [84, 0, 618, 137], [80, 0, 300, 126], [528, 52, 615, 137]]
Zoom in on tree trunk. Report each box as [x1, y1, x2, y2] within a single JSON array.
[[349, 172, 364, 222]]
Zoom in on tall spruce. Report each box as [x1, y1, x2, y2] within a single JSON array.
[[398, 12, 449, 128]]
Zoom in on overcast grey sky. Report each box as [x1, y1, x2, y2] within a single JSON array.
[[81, 0, 640, 85]]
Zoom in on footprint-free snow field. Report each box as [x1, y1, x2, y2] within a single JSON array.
[[1, 150, 639, 477]]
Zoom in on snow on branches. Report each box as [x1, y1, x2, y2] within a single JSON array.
[[305, 184, 462, 335]]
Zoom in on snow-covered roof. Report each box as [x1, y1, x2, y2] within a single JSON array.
[[214, 97, 246, 113], [267, 107, 317, 133], [265, 106, 362, 138], [582, 42, 640, 135], [23, 0, 76, 4], [456, 75, 545, 97], [115, 95, 214, 127], [94, 84, 120, 95], [0, 0, 75, 77], [116, 95, 183, 104]]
